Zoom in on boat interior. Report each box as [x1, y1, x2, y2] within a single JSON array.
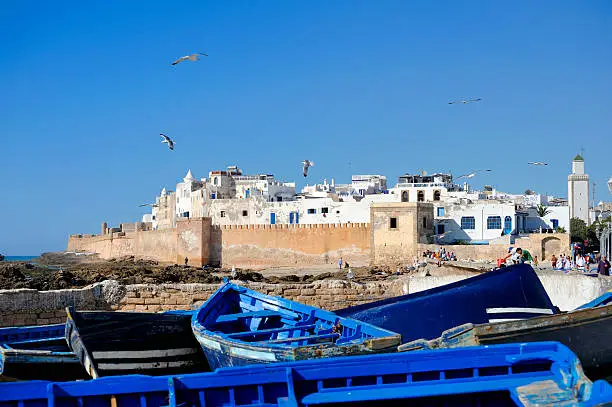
[[199, 286, 384, 347]]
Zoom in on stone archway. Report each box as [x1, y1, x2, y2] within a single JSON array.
[[541, 236, 561, 260]]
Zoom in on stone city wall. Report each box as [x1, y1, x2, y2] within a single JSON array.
[[214, 223, 371, 269], [418, 233, 570, 263], [2, 272, 610, 327], [0, 279, 404, 327], [69, 219, 371, 269]]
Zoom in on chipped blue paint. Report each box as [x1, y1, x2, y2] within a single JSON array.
[[191, 282, 401, 370], [0, 342, 610, 406]]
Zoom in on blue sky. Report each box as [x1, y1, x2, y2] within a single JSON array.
[[1, 1, 610, 254]]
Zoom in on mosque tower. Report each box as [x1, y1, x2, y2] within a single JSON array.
[[567, 154, 590, 225]]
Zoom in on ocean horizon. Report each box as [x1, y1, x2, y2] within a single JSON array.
[[2, 255, 38, 262]]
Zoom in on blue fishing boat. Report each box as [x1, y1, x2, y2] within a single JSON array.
[[191, 282, 401, 369], [337, 263, 558, 343], [576, 291, 612, 310], [66, 307, 209, 378], [0, 324, 86, 381], [399, 301, 612, 382], [1, 342, 610, 406]]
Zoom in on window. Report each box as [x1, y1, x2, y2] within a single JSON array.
[[277, 196, 283, 202], [461, 216, 475, 230], [213, 177, 218, 185], [423, 216, 427, 228], [487, 216, 502, 229], [437, 224, 445, 234], [336, 210, 340, 214], [307, 208, 316, 214], [321, 207, 329, 214], [433, 190, 441, 201], [242, 210, 248, 217], [437, 207, 445, 217], [390, 217, 398, 229], [220, 211, 226, 218], [152, 216, 156, 220], [551, 219, 559, 229], [417, 190, 425, 202], [401, 191, 409, 202]]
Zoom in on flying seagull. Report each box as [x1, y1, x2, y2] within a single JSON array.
[[160, 133, 175, 150], [454, 169, 491, 181], [302, 160, 314, 177], [138, 203, 159, 207], [448, 98, 482, 105], [171, 53, 208, 66], [528, 162, 548, 166]]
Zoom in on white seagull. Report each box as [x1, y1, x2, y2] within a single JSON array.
[[528, 162, 548, 166], [302, 160, 314, 177], [454, 169, 491, 181], [171, 53, 208, 66], [160, 133, 175, 151], [448, 98, 482, 105]]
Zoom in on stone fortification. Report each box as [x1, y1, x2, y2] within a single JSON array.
[[418, 233, 569, 264], [214, 223, 370, 268], [1, 273, 610, 327], [70, 219, 371, 269]]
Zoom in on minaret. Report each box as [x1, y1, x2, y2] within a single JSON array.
[[568, 154, 590, 225]]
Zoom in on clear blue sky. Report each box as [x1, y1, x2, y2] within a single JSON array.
[[1, 1, 611, 255]]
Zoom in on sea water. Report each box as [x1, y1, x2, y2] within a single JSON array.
[[3, 256, 37, 262]]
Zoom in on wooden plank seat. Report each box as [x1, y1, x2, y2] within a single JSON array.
[[215, 310, 285, 324], [262, 332, 340, 344], [226, 324, 318, 339]]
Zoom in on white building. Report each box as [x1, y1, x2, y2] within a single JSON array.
[[175, 170, 204, 219], [434, 200, 527, 244], [568, 154, 590, 225]]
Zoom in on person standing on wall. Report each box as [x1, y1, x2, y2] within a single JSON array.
[[598, 255, 611, 276], [338, 257, 343, 270]]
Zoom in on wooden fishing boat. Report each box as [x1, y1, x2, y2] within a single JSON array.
[[399, 302, 612, 381], [1, 342, 610, 407], [191, 282, 401, 370], [65, 307, 209, 378], [0, 324, 86, 381], [336, 263, 558, 344], [575, 291, 612, 310]]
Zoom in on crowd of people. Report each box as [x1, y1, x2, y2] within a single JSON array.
[[550, 253, 610, 275], [423, 248, 457, 266], [498, 247, 610, 276]]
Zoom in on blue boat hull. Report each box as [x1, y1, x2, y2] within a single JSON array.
[[0, 324, 86, 381], [1, 342, 610, 406], [337, 263, 558, 343], [191, 283, 401, 370]]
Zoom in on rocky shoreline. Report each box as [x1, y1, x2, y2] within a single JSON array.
[[0, 252, 485, 291]]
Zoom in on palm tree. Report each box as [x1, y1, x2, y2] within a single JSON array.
[[537, 204, 551, 217]]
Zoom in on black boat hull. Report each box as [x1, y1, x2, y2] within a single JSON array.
[[66, 307, 209, 378]]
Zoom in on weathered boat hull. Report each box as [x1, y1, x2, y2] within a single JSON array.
[[400, 303, 612, 382], [66, 307, 209, 378], [337, 263, 558, 343], [0, 324, 86, 381], [192, 282, 401, 370], [1, 342, 611, 407]]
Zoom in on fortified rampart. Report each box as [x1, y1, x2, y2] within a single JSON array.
[[213, 223, 370, 268], [1, 273, 610, 327], [68, 203, 570, 268]]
